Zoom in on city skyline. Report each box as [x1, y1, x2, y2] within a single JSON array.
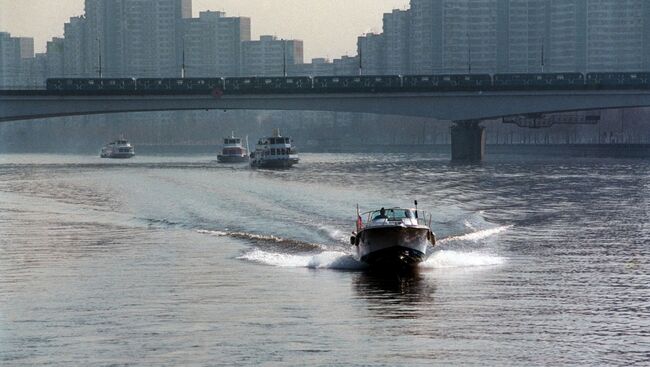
[[0, 0, 410, 61]]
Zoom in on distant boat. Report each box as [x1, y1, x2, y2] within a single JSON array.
[[217, 133, 249, 163], [100, 138, 135, 159], [250, 129, 299, 169], [351, 202, 436, 268]]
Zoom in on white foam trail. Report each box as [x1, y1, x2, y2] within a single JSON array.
[[318, 225, 347, 242], [439, 225, 513, 244], [420, 250, 505, 269], [198, 229, 284, 242], [238, 249, 366, 270], [197, 229, 228, 236]]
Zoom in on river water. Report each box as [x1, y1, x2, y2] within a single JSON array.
[[0, 152, 648, 366]]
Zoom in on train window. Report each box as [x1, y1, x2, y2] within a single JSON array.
[[286, 79, 294, 84], [332, 78, 339, 83], [631, 74, 638, 79], [244, 79, 251, 84], [88, 80, 95, 85], [264, 79, 272, 84], [421, 77, 429, 81], [375, 77, 382, 82]]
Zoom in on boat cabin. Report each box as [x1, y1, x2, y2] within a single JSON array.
[[361, 207, 430, 227], [224, 138, 241, 145]]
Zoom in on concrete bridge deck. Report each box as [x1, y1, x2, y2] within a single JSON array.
[[3, 89, 650, 123]]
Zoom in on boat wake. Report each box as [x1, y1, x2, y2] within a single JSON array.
[[197, 229, 329, 252], [198, 223, 510, 271], [421, 250, 505, 268], [437, 225, 513, 244], [238, 249, 366, 270]]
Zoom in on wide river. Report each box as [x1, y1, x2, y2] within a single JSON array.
[[0, 151, 648, 366]]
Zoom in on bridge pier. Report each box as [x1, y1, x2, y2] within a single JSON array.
[[451, 120, 486, 161]]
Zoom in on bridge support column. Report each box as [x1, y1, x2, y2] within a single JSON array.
[[451, 120, 486, 161]]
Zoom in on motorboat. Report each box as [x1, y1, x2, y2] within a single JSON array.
[[351, 202, 435, 268], [250, 129, 299, 169], [100, 138, 135, 159], [217, 133, 249, 163]]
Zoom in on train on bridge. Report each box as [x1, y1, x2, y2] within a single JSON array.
[[44, 72, 650, 95]]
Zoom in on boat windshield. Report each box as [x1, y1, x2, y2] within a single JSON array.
[[363, 208, 430, 226], [368, 208, 414, 221]]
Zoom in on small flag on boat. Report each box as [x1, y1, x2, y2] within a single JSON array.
[[356, 204, 363, 232]]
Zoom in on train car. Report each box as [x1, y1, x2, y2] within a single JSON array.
[[135, 78, 224, 94], [252, 76, 313, 93], [136, 78, 172, 92], [46, 78, 136, 94], [312, 75, 401, 93], [224, 77, 259, 94], [493, 73, 584, 91], [362, 75, 402, 92], [586, 72, 650, 90], [402, 74, 492, 92]]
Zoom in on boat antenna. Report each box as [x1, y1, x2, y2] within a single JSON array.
[[414, 200, 419, 219]]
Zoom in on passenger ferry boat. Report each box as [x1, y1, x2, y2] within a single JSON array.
[[100, 138, 135, 159], [250, 129, 299, 169], [351, 202, 436, 268], [217, 133, 249, 163]]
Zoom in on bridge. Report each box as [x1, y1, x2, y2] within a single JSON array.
[[3, 89, 650, 160]]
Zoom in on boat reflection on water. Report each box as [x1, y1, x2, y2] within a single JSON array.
[[352, 269, 436, 319]]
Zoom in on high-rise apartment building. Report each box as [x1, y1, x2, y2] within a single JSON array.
[[46, 38, 65, 77], [84, 0, 192, 77], [408, 0, 498, 74], [405, 0, 650, 74], [63, 16, 89, 77], [584, 0, 650, 72], [358, 33, 385, 75], [0, 32, 35, 86], [496, 0, 547, 73], [182, 11, 251, 77], [383, 9, 411, 74], [241, 35, 303, 76]]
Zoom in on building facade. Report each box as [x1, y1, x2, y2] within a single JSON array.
[[358, 33, 385, 75], [0, 32, 35, 87], [84, 0, 192, 77], [182, 11, 251, 77], [241, 35, 303, 76], [383, 9, 411, 75]]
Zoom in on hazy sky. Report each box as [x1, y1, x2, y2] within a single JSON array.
[[0, 0, 410, 60]]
